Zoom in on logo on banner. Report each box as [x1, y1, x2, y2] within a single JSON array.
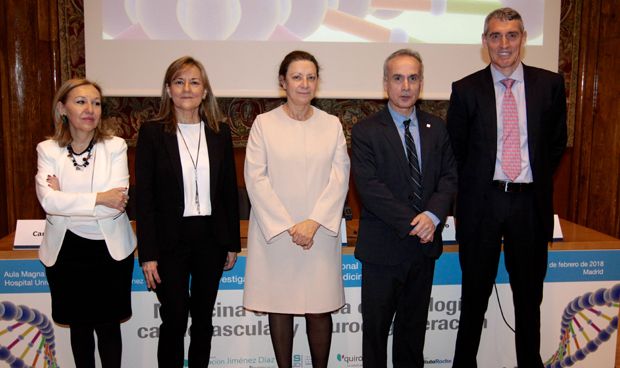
[[424, 357, 453, 364], [336, 353, 363, 367], [291, 353, 312, 367]]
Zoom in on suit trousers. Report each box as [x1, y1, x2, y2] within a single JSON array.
[[154, 216, 227, 368], [361, 254, 435, 368], [453, 188, 548, 368]]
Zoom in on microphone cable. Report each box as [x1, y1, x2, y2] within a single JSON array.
[[494, 282, 515, 333]]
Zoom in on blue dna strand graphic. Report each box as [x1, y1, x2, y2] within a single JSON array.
[[545, 283, 620, 368], [0, 301, 59, 368]]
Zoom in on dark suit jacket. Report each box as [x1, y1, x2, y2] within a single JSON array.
[[135, 121, 240, 264], [352, 107, 457, 265], [447, 64, 567, 242]]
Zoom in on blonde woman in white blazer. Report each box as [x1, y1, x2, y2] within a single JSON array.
[[35, 79, 136, 368]]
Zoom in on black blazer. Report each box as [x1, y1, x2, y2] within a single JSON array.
[[447, 64, 567, 241], [135, 121, 240, 263], [351, 107, 457, 265]]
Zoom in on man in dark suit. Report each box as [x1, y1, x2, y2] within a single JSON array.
[[352, 49, 457, 368], [447, 8, 567, 368]]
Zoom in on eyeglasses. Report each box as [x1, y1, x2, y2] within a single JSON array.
[[485, 32, 522, 43]]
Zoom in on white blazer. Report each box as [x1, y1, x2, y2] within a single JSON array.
[[35, 136, 137, 266]]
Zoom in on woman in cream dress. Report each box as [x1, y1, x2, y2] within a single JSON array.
[[243, 50, 350, 368]]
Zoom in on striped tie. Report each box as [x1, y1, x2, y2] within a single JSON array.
[[404, 119, 423, 212], [500, 78, 521, 181]]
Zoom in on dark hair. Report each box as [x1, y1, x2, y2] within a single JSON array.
[[278, 50, 320, 81], [383, 49, 424, 80], [51, 78, 113, 146], [153, 56, 224, 134], [483, 8, 524, 35]]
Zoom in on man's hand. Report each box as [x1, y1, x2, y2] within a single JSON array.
[[409, 213, 436, 243]]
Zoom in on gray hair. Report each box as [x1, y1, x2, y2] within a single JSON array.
[[383, 49, 424, 80], [483, 8, 524, 35]]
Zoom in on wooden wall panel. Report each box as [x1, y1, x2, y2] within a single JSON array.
[[0, 0, 60, 237], [587, 1, 620, 237], [0, 0, 8, 237], [568, 0, 620, 237]]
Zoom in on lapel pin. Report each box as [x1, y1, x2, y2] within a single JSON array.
[[426, 123, 431, 128]]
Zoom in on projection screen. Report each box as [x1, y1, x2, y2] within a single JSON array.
[[85, 0, 561, 99]]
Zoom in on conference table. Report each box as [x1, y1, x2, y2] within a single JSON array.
[[0, 219, 618, 368], [3, 218, 619, 254]]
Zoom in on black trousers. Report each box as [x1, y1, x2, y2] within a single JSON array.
[[154, 216, 227, 368], [453, 189, 548, 368], [361, 254, 435, 368]]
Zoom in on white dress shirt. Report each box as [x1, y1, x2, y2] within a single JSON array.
[[177, 121, 212, 216]]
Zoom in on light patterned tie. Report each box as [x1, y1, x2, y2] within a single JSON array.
[[500, 78, 521, 181]]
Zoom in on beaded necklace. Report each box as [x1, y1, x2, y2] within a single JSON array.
[[67, 139, 95, 171]]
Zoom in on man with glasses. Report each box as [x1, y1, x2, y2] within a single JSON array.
[[447, 8, 567, 368]]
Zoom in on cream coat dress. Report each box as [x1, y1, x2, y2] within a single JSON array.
[[243, 106, 350, 314]]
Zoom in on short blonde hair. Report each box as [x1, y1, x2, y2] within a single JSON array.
[[51, 78, 113, 146]]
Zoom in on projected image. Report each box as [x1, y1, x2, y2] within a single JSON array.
[[103, 0, 544, 44]]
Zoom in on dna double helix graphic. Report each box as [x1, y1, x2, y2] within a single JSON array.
[[0, 301, 58, 368], [545, 283, 620, 368]]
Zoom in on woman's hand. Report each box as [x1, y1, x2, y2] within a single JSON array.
[[288, 219, 320, 250], [142, 261, 161, 290], [224, 252, 238, 271], [96, 187, 128, 211], [46, 175, 60, 190]]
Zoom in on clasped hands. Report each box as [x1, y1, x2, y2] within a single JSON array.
[[409, 213, 435, 244], [288, 219, 320, 250]]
